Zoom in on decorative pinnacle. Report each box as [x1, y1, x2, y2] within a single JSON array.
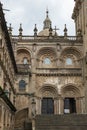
[[64, 24, 67, 32], [34, 24, 38, 32], [9, 23, 12, 31], [19, 23, 23, 32], [19, 23, 23, 36], [49, 23, 53, 36], [8, 23, 12, 35], [34, 24, 38, 36], [64, 24, 68, 37]]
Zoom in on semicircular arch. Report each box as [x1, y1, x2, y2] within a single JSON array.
[[38, 84, 58, 98], [60, 47, 82, 59], [60, 47, 82, 67], [61, 83, 81, 97], [17, 47, 32, 56], [36, 47, 57, 68], [17, 48, 31, 64], [37, 47, 57, 58], [15, 108, 29, 128]]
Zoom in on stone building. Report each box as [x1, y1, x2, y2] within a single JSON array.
[[0, 0, 87, 130]]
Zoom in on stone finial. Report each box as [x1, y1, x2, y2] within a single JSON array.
[[49, 23, 53, 36], [19, 23, 23, 36], [8, 23, 12, 36], [34, 24, 38, 36], [64, 24, 68, 37]]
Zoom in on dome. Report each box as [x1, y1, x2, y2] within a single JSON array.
[[38, 10, 58, 36], [38, 28, 57, 36]]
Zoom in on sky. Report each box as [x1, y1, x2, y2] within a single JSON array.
[[1, 0, 75, 35]]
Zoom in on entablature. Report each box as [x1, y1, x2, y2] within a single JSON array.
[[36, 68, 82, 76]]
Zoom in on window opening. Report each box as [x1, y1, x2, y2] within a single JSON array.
[[44, 58, 51, 65], [23, 58, 28, 64], [66, 58, 73, 65]]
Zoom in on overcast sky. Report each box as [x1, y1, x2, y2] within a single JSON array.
[[1, 0, 75, 35]]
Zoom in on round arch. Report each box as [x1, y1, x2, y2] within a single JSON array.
[[36, 47, 57, 68], [60, 47, 82, 59], [17, 48, 31, 56], [38, 84, 58, 98], [15, 108, 29, 129], [61, 83, 81, 98], [60, 47, 82, 67], [37, 47, 57, 58], [17, 47, 32, 56], [17, 48, 31, 64]]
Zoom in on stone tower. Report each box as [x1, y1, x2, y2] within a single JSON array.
[[72, 0, 87, 53], [72, 0, 87, 113]]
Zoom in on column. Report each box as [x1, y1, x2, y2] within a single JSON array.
[[58, 97, 64, 114], [36, 97, 41, 115], [54, 98, 59, 114], [76, 97, 81, 114], [79, 97, 85, 114], [8, 113, 11, 130], [56, 43, 61, 67], [5, 110, 9, 128], [1, 106, 5, 130], [32, 118, 35, 130], [30, 54, 36, 93]]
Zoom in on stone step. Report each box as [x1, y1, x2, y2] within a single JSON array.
[[35, 114, 87, 130]]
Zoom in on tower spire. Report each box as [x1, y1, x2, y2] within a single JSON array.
[[43, 9, 51, 29], [46, 8, 49, 18]]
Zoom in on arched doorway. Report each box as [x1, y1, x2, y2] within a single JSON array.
[[64, 98, 76, 114], [14, 108, 31, 130], [61, 84, 81, 114], [41, 97, 54, 114], [38, 85, 58, 115]]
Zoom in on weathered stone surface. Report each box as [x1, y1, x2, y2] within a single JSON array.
[[36, 114, 87, 130]]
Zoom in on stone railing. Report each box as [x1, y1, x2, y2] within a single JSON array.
[[36, 68, 82, 76], [17, 64, 31, 74], [12, 35, 83, 43]]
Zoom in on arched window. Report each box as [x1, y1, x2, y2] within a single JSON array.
[[23, 58, 28, 64], [19, 80, 26, 90], [44, 58, 51, 65], [66, 58, 73, 65]]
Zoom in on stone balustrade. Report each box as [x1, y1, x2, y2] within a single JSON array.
[[36, 68, 82, 76]]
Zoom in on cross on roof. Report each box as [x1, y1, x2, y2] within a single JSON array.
[[53, 26, 59, 36], [53, 26, 59, 31]]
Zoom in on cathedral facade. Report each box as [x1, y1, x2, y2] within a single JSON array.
[[0, 0, 87, 130]]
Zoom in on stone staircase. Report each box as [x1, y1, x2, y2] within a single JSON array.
[[35, 114, 87, 130]]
